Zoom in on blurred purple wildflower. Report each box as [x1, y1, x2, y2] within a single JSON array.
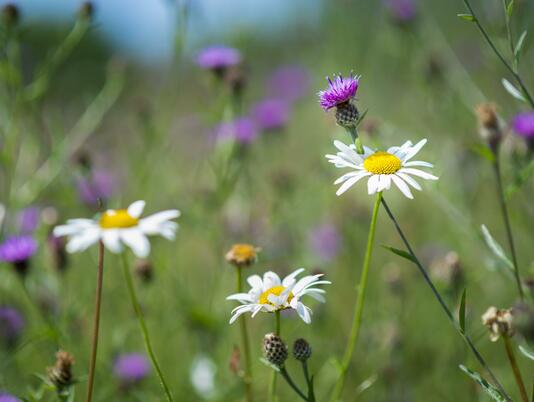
[[113, 353, 151, 384], [267, 65, 310, 102], [196, 46, 242, 70], [252, 99, 291, 131], [213, 117, 259, 144], [0, 236, 38, 264], [512, 112, 534, 139], [309, 223, 341, 262], [0, 306, 24, 346], [77, 170, 114, 207], [386, 0, 417, 23], [16, 207, 40, 234], [0, 393, 20, 402], [318, 73, 359, 110]]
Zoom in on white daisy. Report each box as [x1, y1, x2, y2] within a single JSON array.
[[226, 268, 330, 324], [53, 200, 180, 258], [326, 138, 438, 198]]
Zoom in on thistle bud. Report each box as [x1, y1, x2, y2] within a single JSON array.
[[78, 2, 94, 20], [2, 3, 19, 26], [292, 338, 312, 362], [335, 102, 360, 129], [475, 103, 502, 153], [263, 333, 288, 367], [47, 350, 75, 390], [481, 306, 514, 342], [134, 259, 154, 283], [225, 244, 259, 268]]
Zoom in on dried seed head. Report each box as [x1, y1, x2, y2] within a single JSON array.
[[429, 251, 463, 292], [475, 103, 502, 151], [47, 350, 75, 390], [292, 338, 312, 362], [335, 102, 360, 129], [229, 345, 241, 376], [135, 259, 154, 283], [482, 306, 514, 342], [225, 244, 259, 268], [263, 333, 288, 367]]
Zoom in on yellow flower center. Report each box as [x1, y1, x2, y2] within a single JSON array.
[[259, 286, 294, 306], [99, 209, 139, 229], [363, 152, 402, 175]]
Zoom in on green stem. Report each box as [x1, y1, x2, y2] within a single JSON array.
[[461, 0, 534, 108], [237, 267, 254, 402], [330, 191, 382, 402], [268, 312, 281, 402], [85, 241, 104, 402], [302, 361, 315, 402], [121, 253, 174, 402], [493, 158, 523, 300], [503, 336, 529, 402], [279, 367, 308, 401], [380, 197, 512, 402], [501, 0, 516, 70]]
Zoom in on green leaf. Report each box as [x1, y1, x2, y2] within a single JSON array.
[[472, 144, 496, 163], [459, 289, 467, 333], [519, 345, 534, 361], [457, 13, 476, 22], [502, 78, 527, 102], [480, 225, 515, 272], [382, 245, 416, 264], [459, 365, 507, 402], [514, 30, 527, 61], [507, 0, 514, 18]]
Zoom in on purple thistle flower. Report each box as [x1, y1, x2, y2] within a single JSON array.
[[113, 353, 151, 384], [512, 112, 534, 139], [16, 207, 40, 234], [0, 306, 25, 346], [308, 223, 341, 262], [0, 236, 38, 264], [252, 99, 291, 131], [0, 393, 20, 402], [196, 46, 242, 70], [213, 117, 259, 144], [267, 65, 310, 103], [76, 170, 115, 207], [318, 73, 359, 110], [386, 0, 417, 24]]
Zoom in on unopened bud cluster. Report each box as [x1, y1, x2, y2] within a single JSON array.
[[263, 334, 312, 368], [481, 306, 514, 342]]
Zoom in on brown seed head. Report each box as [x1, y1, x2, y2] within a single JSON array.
[[47, 350, 75, 390], [482, 306, 514, 342]]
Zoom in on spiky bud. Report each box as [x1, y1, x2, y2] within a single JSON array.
[[47, 350, 75, 390], [292, 338, 312, 362], [335, 102, 360, 129], [263, 333, 288, 367], [475, 103, 502, 153], [482, 306, 514, 342]]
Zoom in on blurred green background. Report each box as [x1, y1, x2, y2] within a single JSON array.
[[1, 0, 534, 401]]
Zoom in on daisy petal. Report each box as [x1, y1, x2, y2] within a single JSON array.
[[391, 175, 413, 199], [127, 200, 146, 219], [121, 229, 150, 258]]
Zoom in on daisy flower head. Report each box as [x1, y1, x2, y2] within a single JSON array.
[[226, 268, 330, 324], [53, 201, 180, 258], [318, 72, 359, 111], [326, 139, 438, 198]]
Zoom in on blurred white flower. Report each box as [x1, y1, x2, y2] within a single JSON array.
[[326, 139, 438, 198], [190, 355, 217, 399], [226, 269, 330, 324], [53, 200, 180, 258]]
